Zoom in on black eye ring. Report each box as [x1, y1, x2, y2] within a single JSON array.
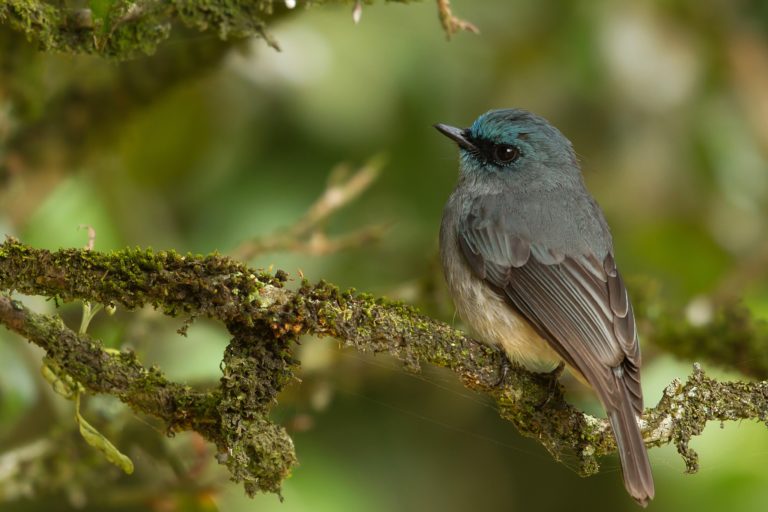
[[492, 144, 520, 164]]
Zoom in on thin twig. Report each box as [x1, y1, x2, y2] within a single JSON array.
[[436, 0, 479, 40], [232, 157, 387, 260]]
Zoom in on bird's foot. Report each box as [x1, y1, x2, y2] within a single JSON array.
[[536, 361, 565, 408], [544, 360, 565, 381], [493, 349, 513, 387]]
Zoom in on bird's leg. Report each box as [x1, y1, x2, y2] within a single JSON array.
[[536, 361, 565, 408], [493, 347, 513, 387], [545, 360, 565, 380]]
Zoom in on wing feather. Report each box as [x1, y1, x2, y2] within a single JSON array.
[[458, 199, 643, 415]]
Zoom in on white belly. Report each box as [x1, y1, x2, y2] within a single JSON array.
[[448, 266, 561, 372]]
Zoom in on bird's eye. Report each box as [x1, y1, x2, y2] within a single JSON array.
[[492, 144, 520, 164]]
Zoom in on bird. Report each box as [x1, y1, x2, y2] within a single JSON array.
[[435, 108, 654, 506]]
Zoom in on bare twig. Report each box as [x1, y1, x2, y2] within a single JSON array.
[[232, 157, 387, 260], [436, 0, 479, 40], [352, 0, 363, 24], [77, 225, 96, 252]]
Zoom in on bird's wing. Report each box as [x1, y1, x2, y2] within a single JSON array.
[[458, 199, 643, 414]]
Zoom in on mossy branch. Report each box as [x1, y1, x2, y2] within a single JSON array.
[[0, 0, 475, 60], [0, 0, 282, 58], [1, 238, 767, 494]]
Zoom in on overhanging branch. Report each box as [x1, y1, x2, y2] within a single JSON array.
[[1, 238, 767, 494], [0, 0, 477, 59]]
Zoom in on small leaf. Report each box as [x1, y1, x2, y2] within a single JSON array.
[[76, 394, 134, 474], [40, 359, 80, 399]]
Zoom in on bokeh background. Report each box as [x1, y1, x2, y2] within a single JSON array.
[[2, 0, 768, 511]]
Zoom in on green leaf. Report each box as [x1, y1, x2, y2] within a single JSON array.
[[75, 393, 134, 474], [40, 359, 80, 399]]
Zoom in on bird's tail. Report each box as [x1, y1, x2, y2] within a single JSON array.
[[607, 375, 655, 507]]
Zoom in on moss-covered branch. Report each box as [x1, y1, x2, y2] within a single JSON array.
[[0, 295, 220, 436], [0, 0, 282, 59], [1, 238, 767, 494], [0, 0, 475, 60]]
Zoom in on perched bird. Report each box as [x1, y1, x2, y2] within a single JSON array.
[[435, 109, 654, 506]]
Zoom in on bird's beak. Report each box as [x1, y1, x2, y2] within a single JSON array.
[[434, 123, 476, 151]]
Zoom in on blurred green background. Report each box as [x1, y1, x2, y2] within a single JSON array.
[[2, 0, 768, 511]]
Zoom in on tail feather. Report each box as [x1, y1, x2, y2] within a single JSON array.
[[608, 379, 655, 507]]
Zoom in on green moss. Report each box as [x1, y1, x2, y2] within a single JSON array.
[[0, 1, 436, 59], [0, 0, 272, 59], [222, 416, 297, 496]]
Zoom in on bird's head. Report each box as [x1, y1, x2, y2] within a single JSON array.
[[435, 109, 580, 182]]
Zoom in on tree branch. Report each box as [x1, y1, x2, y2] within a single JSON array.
[[0, 0, 475, 59], [1, 238, 767, 495], [0, 292, 232, 440], [0, 0, 279, 59]]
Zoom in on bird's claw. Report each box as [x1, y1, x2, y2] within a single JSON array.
[[493, 349, 512, 387], [546, 360, 565, 381], [536, 361, 565, 408]]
